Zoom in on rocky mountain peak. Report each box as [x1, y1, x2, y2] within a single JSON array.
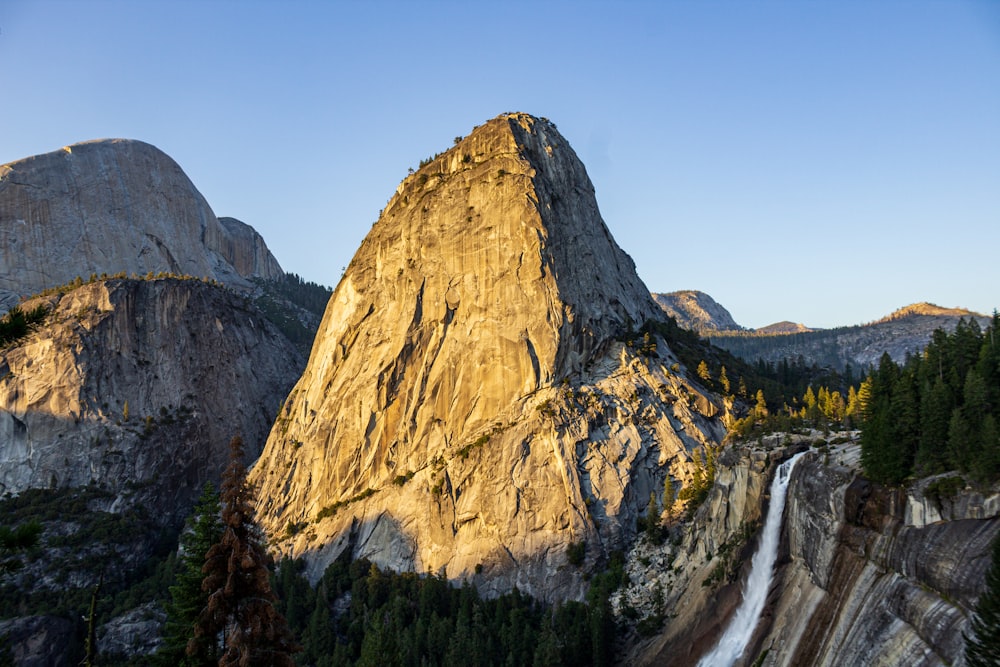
[[756, 320, 814, 334], [250, 113, 724, 599], [0, 139, 284, 311], [652, 290, 743, 333], [877, 301, 983, 323]]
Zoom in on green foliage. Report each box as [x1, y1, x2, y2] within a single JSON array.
[[965, 533, 1000, 666], [252, 274, 333, 356], [0, 485, 181, 625], [392, 471, 414, 486], [271, 549, 622, 666], [860, 315, 1000, 485], [567, 541, 586, 567], [456, 433, 490, 460], [925, 475, 965, 506], [315, 488, 378, 522], [154, 483, 222, 666], [0, 304, 49, 347], [677, 447, 718, 516], [620, 318, 857, 425], [0, 520, 41, 574]]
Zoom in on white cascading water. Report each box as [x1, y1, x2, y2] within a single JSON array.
[[697, 452, 805, 667]]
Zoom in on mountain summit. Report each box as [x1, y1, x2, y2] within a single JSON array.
[[0, 139, 284, 310], [251, 113, 725, 598]]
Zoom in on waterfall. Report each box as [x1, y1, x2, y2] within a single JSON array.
[[697, 452, 805, 667]]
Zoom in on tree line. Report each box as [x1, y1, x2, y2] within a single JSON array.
[[859, 315, 1000, 486]]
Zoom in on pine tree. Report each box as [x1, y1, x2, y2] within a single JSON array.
[[965, 533, 1000, 666], [753, 389, 769, 420], [156, 482, 222, 666], [662, 475, 675, 518], [644, 491, 660, 534], [917, 377, 953, 474], [697, 360, 712, 384], [192, 436, 300, 666]]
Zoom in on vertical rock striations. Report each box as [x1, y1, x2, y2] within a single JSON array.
[[766, 448, 1000, 667], [251, 113, 727, 599], [0, 139, 284, 310], [0, 277, 303, 518], [626, 442, 1000, 667]]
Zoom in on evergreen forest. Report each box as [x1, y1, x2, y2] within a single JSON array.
[[859, 315, 1000, 485]]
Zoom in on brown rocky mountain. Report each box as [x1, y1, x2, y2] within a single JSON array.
[[755, 320, 813, 335], [250, 113, 727, 600], [0, 139, 284, 311]]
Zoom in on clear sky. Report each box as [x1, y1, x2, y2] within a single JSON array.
[[1, 0, 998, 329]]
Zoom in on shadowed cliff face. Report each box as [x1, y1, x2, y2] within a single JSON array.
[[251, 113, 727, 600], [0, 139, 284, 311], [0, 278, 303, 519]]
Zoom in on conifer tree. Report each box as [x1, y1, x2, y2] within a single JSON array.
[[662, 475, 675, 518], [966, 533, 1000, 667], [697, 360, 712, 384], [156, 482, 222, 666], [192, 436, 300, 666]]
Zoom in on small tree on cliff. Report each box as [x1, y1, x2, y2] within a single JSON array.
[[966, 533, 1000, 667], [191, 436, 300, 666]]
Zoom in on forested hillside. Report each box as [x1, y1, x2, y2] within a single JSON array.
[[707, 305, 989, 373], [859, 315, 1000, 485]]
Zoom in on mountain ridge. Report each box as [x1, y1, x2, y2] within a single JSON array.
[[652, 291, 990, 370]]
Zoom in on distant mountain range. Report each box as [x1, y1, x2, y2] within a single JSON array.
[[653, 290, 991, 371]]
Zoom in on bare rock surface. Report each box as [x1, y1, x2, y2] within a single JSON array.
[[626, 439, 1000, 667], [652, 290, 744, 333], [250, 113, 727, 600], [0, 277, 302, 515], [0, 139, 284, 311], [0, 615, 77, 666]]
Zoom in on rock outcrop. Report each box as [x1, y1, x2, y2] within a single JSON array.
[[759, 447, 999, 667], [251, 113, 727, 600], [624, 440, 999, 667], [652, 290, 743, 333], [0, 616, 78, 666], [0, 277, 302, 515], [0, 139, 284, 311]]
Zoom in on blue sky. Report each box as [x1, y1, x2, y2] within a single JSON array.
[[2, 0, 998, 329]]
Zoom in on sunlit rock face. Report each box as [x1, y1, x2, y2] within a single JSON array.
[[251, 113, 726, 600], [0, 139, 283, 311], [0, 278, 302, 520], [652, 290, 744, 333]]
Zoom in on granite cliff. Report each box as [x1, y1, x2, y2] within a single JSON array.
[[0, 277, 302, 513], [250, 113, 728, 600], [622, 439, 999, 666], [652, 290, 743, 333], [0, 139, 284, 311]]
